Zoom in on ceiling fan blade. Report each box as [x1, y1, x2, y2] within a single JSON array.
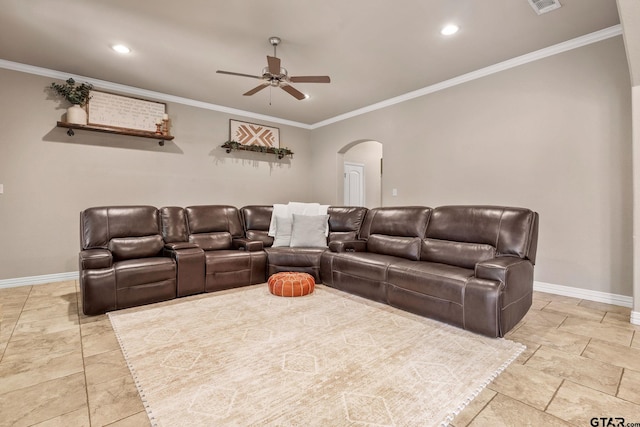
[[267, 56, 281, 75], [289, 76, 331, 83], [281, 84, 306, 100], [243, 83, 269, 96], [216, 70, 263, 79]]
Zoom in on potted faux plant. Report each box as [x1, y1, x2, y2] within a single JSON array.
[[50, 78, 94, 125]]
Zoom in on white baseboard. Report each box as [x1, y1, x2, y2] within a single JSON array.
[[534, 280, 633, 308], [0, 271, 78, 289], [630, 311, 640, 326]]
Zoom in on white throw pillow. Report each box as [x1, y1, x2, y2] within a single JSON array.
[[290, 214, 329, 247], [268, 204, 288, 237], [272, 215, 293, 247]]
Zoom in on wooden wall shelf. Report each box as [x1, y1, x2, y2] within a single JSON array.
[[221, 142, 294, 159], [57, 122, 174, 146]]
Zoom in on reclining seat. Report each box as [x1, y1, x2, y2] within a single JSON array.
[[79, 206, 176, 315], [240, 205, 368, 283], [322, 207, 431, 302], [185, 205, 267, 291], [386, 205, 538, 337]]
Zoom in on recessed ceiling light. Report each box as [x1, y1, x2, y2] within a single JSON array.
[[112, 44, 131, 54], [440, 24, 459, 36]]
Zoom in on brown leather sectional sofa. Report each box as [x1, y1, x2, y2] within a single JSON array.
[[79, 204, 538, 337]]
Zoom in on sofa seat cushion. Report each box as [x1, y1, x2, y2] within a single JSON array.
[[265, 247, 325, 267], [387, 260, 474, 304], [114, 257, 176, 288], [332, 252, 399, 281]]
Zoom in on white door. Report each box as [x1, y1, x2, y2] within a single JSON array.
[[344, 162, 365, 206]]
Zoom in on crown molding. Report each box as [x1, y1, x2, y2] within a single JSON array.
[[0, 25, 622, 131], [0, 59, 311, 129], [310, 25, 623, 129]]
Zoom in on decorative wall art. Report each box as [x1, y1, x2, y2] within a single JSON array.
[[229, 119, 280, 148], [87, 91, 167, 134]]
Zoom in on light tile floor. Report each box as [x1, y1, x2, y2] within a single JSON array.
[[1, 281, 639, 426]]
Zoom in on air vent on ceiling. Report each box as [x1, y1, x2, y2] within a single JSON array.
[[527, 0, 562, 15]]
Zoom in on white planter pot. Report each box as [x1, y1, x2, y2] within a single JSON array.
[[66, 104, 87, 125]]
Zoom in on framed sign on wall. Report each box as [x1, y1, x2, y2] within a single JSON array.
[[87, 91, 167, 133], [229, 119, 280, 148]]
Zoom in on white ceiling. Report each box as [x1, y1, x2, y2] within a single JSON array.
[[0, 0, 621, 125]]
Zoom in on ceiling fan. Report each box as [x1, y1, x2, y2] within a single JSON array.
[[217, 36, 330, 100]]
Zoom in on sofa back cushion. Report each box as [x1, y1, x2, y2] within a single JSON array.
[[80, 205, 161, 250], [108, 235, 164, 261], [159, 206, 189, 243], [367, 235, 422, 261], [189, 232, 233, 251], [423, 206, 539, 267], [360, 207, 431, 239], [327, 206, 368, 242], [185, 205, 244, 237]]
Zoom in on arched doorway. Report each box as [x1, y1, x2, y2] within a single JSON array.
[[337, 140, 383, 208]]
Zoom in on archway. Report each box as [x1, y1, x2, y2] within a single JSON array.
[[336, 140, 383, 208]]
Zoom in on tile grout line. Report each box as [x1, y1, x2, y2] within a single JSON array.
[[76, 280, 94, 426], [615, 368, 625, 399], [0, 286, 33, 363], [543, 378, 563, 414], [460, 391, 498, 427]]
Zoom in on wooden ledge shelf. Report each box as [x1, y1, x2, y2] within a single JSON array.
[[57, 122, 174, 146], [221, 142, 294, 159]]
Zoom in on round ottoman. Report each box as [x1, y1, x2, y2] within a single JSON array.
[[268, 272, 315, 297]]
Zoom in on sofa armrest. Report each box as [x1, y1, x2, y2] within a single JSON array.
[[163, 245, 205, 297], [164, 242, 199, 250], [328, 240, 367, 253], [475, 256, 531, 283], [233, 238, 264, 252], [471, 256, 534, 336], [79, 249, 112, 270]]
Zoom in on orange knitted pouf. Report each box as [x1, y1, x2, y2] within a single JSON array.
[[268, 272, 315, 297]]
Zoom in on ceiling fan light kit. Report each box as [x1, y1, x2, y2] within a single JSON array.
[[217, 36, 330, 101]]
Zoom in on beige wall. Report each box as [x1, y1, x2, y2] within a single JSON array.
[[311, 37, 633, 296], [0, 69, 313, 280]]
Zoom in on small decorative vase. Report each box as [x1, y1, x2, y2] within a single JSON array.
[[66, 104, 87, 125]]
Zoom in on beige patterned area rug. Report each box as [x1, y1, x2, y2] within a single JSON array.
[[108, 284, 524, 426]]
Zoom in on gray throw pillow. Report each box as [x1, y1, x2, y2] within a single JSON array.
[[272, 215, 293, 247], [290, 214, 329, 247]]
